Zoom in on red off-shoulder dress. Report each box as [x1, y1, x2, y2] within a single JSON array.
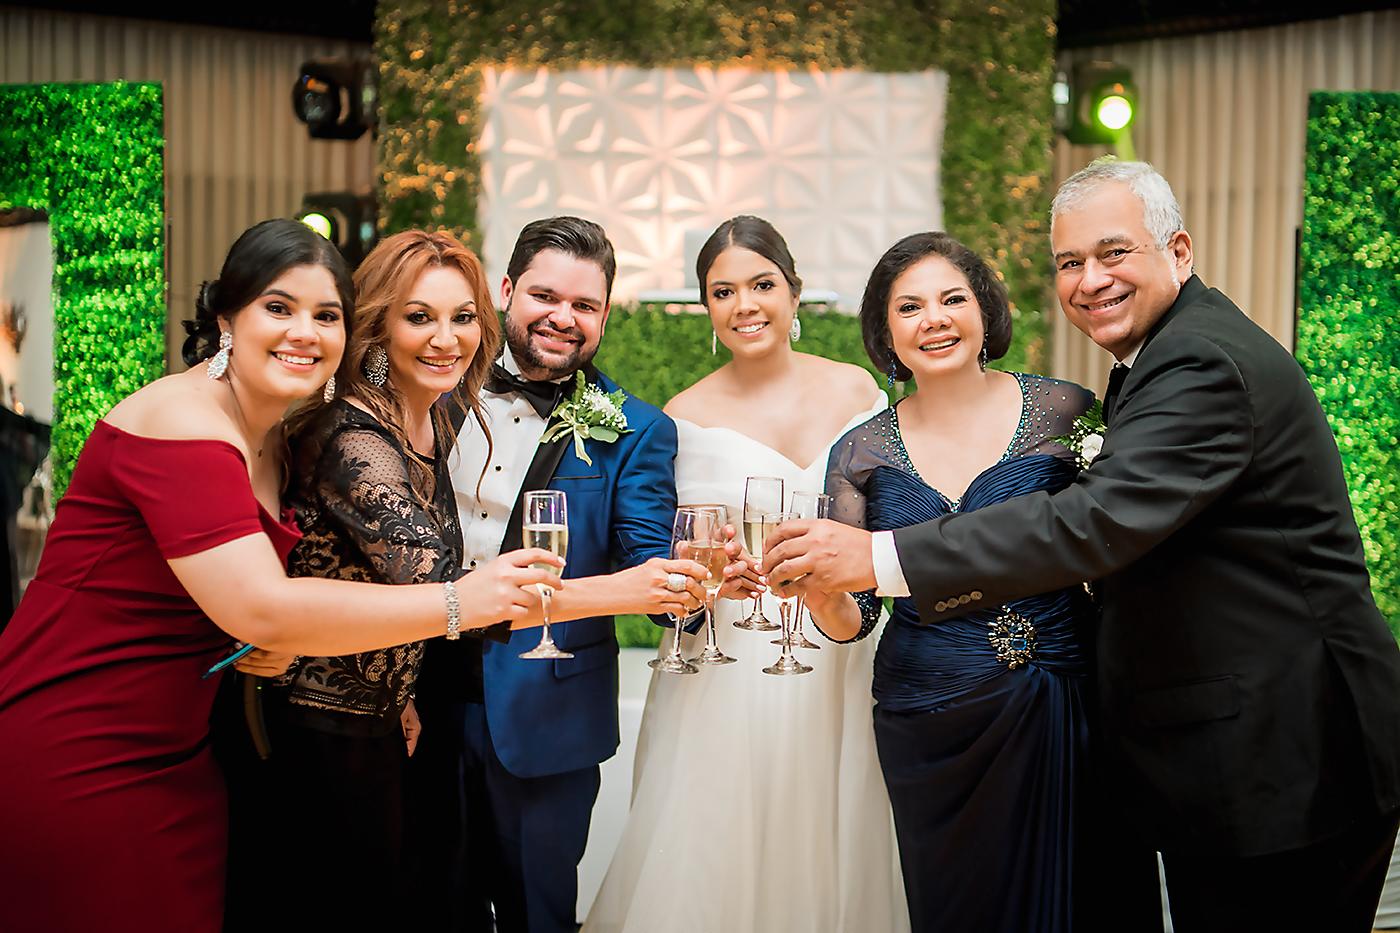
[[0, 422, 300, 932]]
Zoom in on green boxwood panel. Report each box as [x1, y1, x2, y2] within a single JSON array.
[[1297, 91, 1400, 632], [0, 82, 166, 495]]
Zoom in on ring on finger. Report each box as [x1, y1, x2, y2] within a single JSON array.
[[665, 571, 687, 592]]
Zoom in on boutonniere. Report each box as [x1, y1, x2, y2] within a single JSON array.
[[539, 371, 631, 466], [1052, 400, 1106, 470]]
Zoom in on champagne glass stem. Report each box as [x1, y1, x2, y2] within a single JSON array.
[[669, 612, 686, 662], [704, 592, 719, 654], [539, 587, 556, 648], [779, 599, 794, 663]]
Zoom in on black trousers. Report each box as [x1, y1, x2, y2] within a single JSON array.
[[1161, 809, 1400, 932]]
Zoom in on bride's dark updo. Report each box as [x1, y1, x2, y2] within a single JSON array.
[[695, 215, 803, 305], [181, 218, 355, 366]]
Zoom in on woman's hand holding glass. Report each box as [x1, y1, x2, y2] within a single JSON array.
[[461, 548, 565, 627], [716, 524, 764, 602], [612, 556, 709, 618]]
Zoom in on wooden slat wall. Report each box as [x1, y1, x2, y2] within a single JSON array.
[[0, 6, 375, 367], [1051, 9, 1400, 393]]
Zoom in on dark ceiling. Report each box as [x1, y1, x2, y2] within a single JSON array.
[[15, 0, 1400, 49]]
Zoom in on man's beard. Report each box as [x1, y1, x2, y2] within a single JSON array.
[[503, 302, 597, 380]]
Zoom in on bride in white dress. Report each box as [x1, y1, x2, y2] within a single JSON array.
[[584, 217, 909, 933]]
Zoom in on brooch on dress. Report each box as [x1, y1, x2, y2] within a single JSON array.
[[987, 609, 1037, 670]]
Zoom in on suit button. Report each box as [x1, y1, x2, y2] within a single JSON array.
[[480, 511, 488, 519], [469, 560, 477, 569], [971, 590, 983, 600], [958, 594, 971, 605]]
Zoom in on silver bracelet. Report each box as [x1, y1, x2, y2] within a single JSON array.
[[443, 579, 462, 640]]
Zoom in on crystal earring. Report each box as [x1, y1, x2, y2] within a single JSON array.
[[363, 345, 389, 387], [322, 375, 337, 403], [711, 329, 717, 356], [886, 358, 897, 389], [978, 343, 989, 371], [789, 314, 801, 342], [206, 330, 233, 380]]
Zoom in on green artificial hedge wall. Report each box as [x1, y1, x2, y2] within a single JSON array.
[[375, 0, 1057, 375], [1297, 91, 1399, 632], [0, 83, 166, 495]]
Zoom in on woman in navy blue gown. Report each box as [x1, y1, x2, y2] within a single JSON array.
[[803, 232, 1098, 932]]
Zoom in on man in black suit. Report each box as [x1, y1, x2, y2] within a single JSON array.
[[765, 159, 1400, 931]]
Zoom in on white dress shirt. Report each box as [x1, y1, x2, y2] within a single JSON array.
[[871, 343, 1143, 596], [450, 347, 555, 571]]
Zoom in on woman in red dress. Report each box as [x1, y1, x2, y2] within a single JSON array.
[[0, 219, 560, 933]]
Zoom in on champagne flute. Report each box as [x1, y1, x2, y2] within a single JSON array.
[[737, 476, 783, 632], [684, 504, 735, 665], [776, 491, 830, 651], [649, 507, 705, 675], [761, 511, 812, 676], [518, 490, 573, 660]]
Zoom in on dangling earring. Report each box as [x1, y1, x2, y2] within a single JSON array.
[[886, 358, 898, 389], [789, 314, 801, 343], [978, 343, 989, 371], [206, 330, 232, 380], [363, 345, 389, 387], [322, 375, 337, 403], [711, 329, 717, 356]]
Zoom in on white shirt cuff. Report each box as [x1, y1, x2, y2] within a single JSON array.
[[871, 530, 911, 598]]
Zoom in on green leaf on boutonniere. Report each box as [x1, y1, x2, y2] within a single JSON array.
[[539, 371, 632, 466]]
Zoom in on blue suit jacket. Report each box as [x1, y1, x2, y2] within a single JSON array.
[[478, 370, 677, 779]]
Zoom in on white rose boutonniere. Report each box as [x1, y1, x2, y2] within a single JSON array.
[[539, 371, 632, 466], [1052, 400, 1107, 470]]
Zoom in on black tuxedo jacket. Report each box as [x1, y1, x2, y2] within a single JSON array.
[[895, 275, 1400, 857]]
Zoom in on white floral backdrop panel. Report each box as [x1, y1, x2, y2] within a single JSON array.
[[477, 66, 948, 310]]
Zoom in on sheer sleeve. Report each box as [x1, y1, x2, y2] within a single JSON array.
[[314, 424, 464, 586], [820, 422, 882, 643], [1015, 375, 1097, 464]]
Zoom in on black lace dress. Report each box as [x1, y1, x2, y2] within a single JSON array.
[[224, 401, 492, 930]]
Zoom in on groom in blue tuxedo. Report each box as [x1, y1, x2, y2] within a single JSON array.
[[409, 216, 705, 933]]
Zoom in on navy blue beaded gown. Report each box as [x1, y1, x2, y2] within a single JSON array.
[[825, 373, 1097, 933]]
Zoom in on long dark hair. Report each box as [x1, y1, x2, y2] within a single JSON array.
[[695, 215, 802, 305], [181, 218, 355, 366], [859, 232, 1012, 381]]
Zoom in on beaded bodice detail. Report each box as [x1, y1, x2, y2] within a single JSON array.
[[278, 402, 465, 730]]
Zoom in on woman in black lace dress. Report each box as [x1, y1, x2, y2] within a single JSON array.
[[224, 229, 503, 927]]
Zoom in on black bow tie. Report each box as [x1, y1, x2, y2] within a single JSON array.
[[1103, 362, 1129, 424], [486, 364, 565, 418]]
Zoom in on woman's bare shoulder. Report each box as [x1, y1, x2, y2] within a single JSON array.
[[102, 372, 247, 452], [663, 367, 733, 423], [799, 354, 883, 405]]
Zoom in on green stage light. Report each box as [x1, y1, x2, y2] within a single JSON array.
[[1066, 63, 1137, 148], [1095, 93, 1134, 131], [298, 210, 335, 240]]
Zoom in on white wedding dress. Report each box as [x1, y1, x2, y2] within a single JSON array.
[[584, 395, 909, 933]]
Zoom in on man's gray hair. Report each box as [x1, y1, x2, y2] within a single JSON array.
[[1051, 158, 1185, 249]]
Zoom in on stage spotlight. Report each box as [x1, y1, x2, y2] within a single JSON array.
[[292, 60, 376, 140], [295, 193, 377, 267], [1065, 62, 1138, 154], [298, 210, 336, 241]]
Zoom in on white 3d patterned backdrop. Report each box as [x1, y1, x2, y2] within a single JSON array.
[[477, 66, 948, 310]]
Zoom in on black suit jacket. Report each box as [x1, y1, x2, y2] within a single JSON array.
[[894, 275, 1400, 857]]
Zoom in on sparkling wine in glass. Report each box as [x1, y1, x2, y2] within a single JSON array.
[[649, 507, 709, 675], [775, 491, 830, 651], [737, 476, 783, 632], [760, 512, 811, 676], [519, 490, 573, 660], [685, 505, 736, 666]]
